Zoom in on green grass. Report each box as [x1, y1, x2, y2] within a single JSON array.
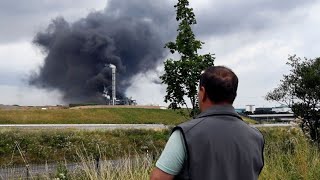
[[0, 128, 169, 166], [0, 108, 257, 125], [0, 108, 186, 125], [2, 127, 320, 179], [241, 116, 259, 124], [259, 127, 320, 180]]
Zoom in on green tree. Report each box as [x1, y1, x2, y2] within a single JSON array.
[[266, 55, 320, 144], [160, 0, 215, 117]]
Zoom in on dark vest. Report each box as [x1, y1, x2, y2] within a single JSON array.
[[174, 105, 264, 180]]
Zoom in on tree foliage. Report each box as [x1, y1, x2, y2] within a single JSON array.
[[266, 55, 320, 144], [160, 0, 215, 117]]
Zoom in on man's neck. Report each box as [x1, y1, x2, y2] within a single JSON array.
[[201, 102, 232, 112]]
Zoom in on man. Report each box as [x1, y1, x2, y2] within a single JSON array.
[[150, 66, 264, 180]]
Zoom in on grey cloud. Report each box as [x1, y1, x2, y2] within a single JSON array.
[[1, 0, 319, 107], [0, 72, 24, 86], [29, 0, 175, 104], [194, 0, 316, 37], [0, 1, 101, 15], [106, 0, 175, 24], [0, 0, 317, 43], [0, 0, 107, 43]]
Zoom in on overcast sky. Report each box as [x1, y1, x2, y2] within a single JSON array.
[[0, 0, 319, 108]]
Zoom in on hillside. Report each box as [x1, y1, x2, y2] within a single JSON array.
[[0, 107, 258, 125]]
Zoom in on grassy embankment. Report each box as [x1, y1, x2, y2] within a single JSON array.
[[0, 128, 168, 166], [1, 127, 320, 179], [0, 108, 257, 124], [0, 108, 185, 124]]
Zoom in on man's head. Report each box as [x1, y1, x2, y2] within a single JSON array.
[[198, 66, 238, 112]]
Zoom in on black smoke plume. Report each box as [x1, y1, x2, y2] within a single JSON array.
[[30, 0, 174, 104]]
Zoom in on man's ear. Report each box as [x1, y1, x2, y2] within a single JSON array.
[[200, 86, 207, 102]]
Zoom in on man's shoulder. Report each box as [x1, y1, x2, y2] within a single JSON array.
[[175, 116, 207, 133], [249, 126, 265, 142]]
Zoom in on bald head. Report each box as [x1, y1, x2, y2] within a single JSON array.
[[200, 66, 238, 104]]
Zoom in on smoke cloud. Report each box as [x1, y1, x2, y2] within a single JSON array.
[[29, 0, 174, 104]]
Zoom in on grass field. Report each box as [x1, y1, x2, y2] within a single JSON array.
[[2, 127, 320, 179], [0, 128, 169, 166], [0, 108, 257, 125], [0, 108, 185, 125], [259, 127, 320, 179]]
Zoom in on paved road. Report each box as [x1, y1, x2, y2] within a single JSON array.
[[0, 123, 293, 130], [0, 124, 168, 130], [252, 123, 294, 128]]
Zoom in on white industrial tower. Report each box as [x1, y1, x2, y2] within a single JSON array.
[[246, 105, 255, 113], [109, 64, 116, 105]]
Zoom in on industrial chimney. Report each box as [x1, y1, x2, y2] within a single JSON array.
[[108, 64, 116, 105]]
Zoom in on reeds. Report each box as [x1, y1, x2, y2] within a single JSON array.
[[259, 127, 320, 180], [2, 127, 320, 179]]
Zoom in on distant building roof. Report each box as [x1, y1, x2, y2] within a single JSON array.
[[235, 108, 245, 113]]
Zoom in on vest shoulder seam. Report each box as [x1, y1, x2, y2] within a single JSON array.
[[184, 117, 211, 133]]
